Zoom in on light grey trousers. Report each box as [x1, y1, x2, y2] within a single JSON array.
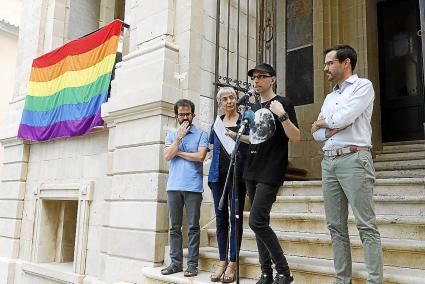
[[321, 150, 383, 284]]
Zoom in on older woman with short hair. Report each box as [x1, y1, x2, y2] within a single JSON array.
[[208, 87, 249, 283]]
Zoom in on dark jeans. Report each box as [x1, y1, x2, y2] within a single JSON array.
[[210, 172, 246, 262], [167, 190, 203, 268], [246, 180, 290, 276]]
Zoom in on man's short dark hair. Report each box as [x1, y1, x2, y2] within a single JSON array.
[[174, 99, 195, 115], [324, 44, 357, 71]]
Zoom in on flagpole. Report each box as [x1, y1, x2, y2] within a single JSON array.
[[115, 19, 130, 29]]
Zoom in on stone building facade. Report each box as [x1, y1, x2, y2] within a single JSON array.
[[0, 0, 424, 283], [0, 0, 20, 182]]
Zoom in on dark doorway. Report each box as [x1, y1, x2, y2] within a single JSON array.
[[378, 0, 425, 142]]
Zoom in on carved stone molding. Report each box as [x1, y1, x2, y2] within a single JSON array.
[[31, 182, 93, 276]]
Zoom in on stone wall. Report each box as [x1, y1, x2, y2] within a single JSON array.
[[12, 131, 109, 282]]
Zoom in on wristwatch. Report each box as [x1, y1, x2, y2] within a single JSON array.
[[278, 112, 289, 122]]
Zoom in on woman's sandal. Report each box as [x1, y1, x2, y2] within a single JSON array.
[[210, 261, 227, 282], [221, 262, 236, 283]]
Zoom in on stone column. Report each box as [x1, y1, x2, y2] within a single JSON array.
[[364, 0, 382, 151], [0, 138, 29, 283], [99, 0, 181, 282], [335, 0, 382, 151]]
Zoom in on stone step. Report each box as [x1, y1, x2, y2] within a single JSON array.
[[272, 195, 425, 216], [374, 151, 425, 162], [287, 165, 308, 176], [142, 266, 257, 284], [192, 247, 425, 284], [375, 169, 425, 179], [374, 160, 425, 171], [382, 140, 425, 146], [377, 143, 425, 154], [241, 212, 425, 240], [207, 230, 425, 270], [280, 178, 425, 197]]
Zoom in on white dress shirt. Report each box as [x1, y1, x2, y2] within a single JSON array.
[[313, 74, 375, 150]]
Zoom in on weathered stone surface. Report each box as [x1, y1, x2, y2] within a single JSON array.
[[108, 173, 168, 202], [0, 218, 21, 239], [0, 182, 26, 200], [112, 144, 167, 174], [0, 236, 19, 258], [0, 200, 23, 219], [107, 201, 168, 231], [103, 228, 168, 263]]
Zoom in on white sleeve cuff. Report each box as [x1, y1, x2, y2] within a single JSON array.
[[313, 128, 327, 141]]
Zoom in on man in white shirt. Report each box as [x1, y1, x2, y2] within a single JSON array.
[[311, 45, 383, 284]]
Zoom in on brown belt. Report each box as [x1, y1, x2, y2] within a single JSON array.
[[324, 146, 370, 157]]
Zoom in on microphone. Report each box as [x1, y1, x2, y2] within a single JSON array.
[[237, 110, 255, 136], [237, 89, 256, 106]]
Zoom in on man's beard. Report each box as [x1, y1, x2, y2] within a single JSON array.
[[326, 72, 336, 82], [180, 119, 192, 126]]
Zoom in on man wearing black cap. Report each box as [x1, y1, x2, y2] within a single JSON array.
[[244, 63, 300, 284]]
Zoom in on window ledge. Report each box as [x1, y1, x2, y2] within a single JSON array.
[[21, 261, 84, 283]]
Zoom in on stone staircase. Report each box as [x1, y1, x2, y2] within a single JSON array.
[[143, 141, 425, 283], [374, 140, 425, 178]]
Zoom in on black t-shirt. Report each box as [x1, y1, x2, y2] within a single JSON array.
[[243, 95, 298, 186]]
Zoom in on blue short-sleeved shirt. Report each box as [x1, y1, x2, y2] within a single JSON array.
[[165, 124, 209, 193]]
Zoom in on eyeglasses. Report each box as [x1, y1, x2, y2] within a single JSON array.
[[250, 74, 272, 81], [323, 59, 340, 68], [177, 112, 193, 118]]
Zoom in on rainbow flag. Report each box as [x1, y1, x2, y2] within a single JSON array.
[[18, 20, 124, 141]]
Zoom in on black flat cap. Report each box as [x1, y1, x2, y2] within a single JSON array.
[[247, 63, 276, 77]]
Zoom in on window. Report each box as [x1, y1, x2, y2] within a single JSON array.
[[285, 0, 314, 106], [67, 0, 101, 40], [36, 200, 78, 263], [27, 182, 93, 280]]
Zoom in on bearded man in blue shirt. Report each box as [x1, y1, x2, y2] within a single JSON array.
[[162, 99, 209, 277]]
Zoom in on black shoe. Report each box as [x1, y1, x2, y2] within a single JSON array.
[[256, 273, 274, 284], [273, 274, 294, 284], [160, 264, 182, 275], [184, 265, 198, 277]]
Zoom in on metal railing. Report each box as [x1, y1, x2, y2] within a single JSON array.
[[213, 0, 277, 108]]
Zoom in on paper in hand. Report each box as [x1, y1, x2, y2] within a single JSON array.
[[213, 116, 236, 155]]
